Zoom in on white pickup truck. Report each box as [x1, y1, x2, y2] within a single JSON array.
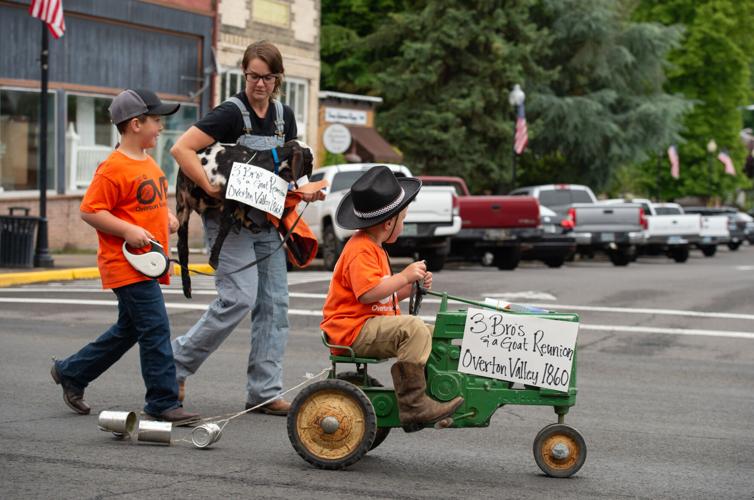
[[303, 163, 461, 271], [510, 184, 644, 266], [682, 207, 731, 257], [606, 199, 701, 263]]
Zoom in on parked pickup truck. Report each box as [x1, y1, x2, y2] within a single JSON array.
[[683, 207, 736, 255], [510, 184, 644, 266], [606, 199, 700, 263], [419, 176, 574, 269], [303, 164, 461, 271]]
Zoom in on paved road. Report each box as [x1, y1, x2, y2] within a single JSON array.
[[1, 247, 753, 498]]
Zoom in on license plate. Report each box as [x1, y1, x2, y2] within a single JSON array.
[[402, 223, 418, 236], [702, 236, 712, 244], [600, 232, 615, 242], [667, 236, 682, 244]]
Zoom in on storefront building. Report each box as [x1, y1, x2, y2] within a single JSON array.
[[0, 0, 321, 252], [318, 90, 402, 165], [0, 0, 215, 250]]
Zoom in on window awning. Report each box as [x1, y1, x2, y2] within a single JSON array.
[[346, 125, 403, 163]]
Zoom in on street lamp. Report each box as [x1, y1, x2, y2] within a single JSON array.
[[706, 139, 717, 201], [508, 84, 525, 191]]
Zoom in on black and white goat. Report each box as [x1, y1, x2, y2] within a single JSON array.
[[175, 140, 313, 298]]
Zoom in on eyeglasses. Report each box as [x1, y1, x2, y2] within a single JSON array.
[[244, 72, 278, 84]]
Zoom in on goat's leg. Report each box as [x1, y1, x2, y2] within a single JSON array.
[[175, 176, 193, 298], [208, 203, 236, 270]]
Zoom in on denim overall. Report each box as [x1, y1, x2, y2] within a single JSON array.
[[172, 98, 291, 406]]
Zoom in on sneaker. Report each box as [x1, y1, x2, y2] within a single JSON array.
[[50, 360, 90, 415], [245, 398, 291, 416], [144, 407, 201, 427]]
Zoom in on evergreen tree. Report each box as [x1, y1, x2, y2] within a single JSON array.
[[521, 0, 690, 192], [370, 1, 548, 192]]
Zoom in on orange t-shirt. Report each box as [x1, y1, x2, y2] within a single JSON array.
[[321, 231, 401, 347], [80, 150, 170, 289]]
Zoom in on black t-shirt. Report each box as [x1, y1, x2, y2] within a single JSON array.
[[195, 91, 298, 144]]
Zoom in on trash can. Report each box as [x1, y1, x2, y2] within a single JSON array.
[[0, 207, 39, 268]]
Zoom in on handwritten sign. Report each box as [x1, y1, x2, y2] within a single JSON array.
[[458, 307, 579, 392], [225, 162, 288, 219]]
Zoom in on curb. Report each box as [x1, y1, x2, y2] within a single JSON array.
[[0, 264, 215, 287]]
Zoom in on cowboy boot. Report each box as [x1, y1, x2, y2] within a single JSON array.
[[391, 361, 463, 432]]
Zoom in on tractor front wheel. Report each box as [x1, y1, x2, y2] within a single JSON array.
[[533, 423, 587, 478]]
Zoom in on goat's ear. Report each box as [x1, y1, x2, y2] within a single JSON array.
[[291, 147, 304, 180]]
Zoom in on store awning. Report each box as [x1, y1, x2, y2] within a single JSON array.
[[347, 125, 403, 163]]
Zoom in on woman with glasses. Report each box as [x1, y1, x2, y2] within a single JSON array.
[[169, 40, 323, 416]]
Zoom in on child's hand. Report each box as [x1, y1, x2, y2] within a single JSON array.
[[423, 272, 432, 290], [168, 212, 179, 234], [400, 260, 427, 284], [123, 225, 154, 248]]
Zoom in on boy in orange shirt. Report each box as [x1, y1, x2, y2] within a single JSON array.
[[51, 89, 199, 424], [321, 166, 463, 430]]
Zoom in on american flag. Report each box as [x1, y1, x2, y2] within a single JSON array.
[[29, 0, 65, 39], [514, 102, 528, 155], [668, 144, 679, 179], [718, 150, 736, 176]]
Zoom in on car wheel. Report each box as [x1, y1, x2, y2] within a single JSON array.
[[542, 256, 565, 268], [700, 245, 717, 257], [420, 251, 445, 272], [494, 247, 521, 270], [728, 241, 742, 251]]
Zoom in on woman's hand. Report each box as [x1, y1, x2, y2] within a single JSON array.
[[299, 190, 326, 202]]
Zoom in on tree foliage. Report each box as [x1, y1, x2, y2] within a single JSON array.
[[634, 0, 753, 202], [369, 1, 548, 192]]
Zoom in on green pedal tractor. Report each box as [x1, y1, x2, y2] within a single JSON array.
[[286, 284, 587, 477]]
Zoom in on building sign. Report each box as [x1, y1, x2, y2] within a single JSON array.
[[325, 107, 367, 125], [322, 124, 352, 154], [225, 162, 287, 218], [458, 307, 579, 392]]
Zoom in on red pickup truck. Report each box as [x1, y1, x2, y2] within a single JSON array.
[[419, 176, 573, 269]]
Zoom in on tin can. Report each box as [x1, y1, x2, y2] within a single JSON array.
[[191, 422, 223, 449], [137, 420, 172, 444], [98, 411, 137, 439]]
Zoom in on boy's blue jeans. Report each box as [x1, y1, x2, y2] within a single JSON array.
[[55, 279, 180, 416]]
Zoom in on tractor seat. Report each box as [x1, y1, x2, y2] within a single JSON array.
[[321, 331, 386, 365]]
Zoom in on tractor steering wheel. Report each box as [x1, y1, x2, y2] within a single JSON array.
[[408, 279, 427, 316]]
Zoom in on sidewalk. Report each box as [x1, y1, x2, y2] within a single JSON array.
[[0, 253, 213, 287]]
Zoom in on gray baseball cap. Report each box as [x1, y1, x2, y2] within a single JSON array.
[[109, 89, 180, 125]]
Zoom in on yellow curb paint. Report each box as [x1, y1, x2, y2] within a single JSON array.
[[0, 264, 214, 287]]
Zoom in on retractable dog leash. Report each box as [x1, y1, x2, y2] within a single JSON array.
[[123, 202, 311, 279]]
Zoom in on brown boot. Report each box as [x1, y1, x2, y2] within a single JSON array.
[[391, 362, 463, 432]]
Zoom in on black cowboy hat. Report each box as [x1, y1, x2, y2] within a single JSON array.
[[336, 165, 422, 230]]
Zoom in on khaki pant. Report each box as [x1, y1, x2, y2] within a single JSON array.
[[351, 315, 433, 365]]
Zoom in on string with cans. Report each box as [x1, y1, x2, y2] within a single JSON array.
[[97, 368, 330, 448]]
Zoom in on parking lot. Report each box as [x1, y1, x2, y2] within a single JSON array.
[[1, 246, 753, 498]]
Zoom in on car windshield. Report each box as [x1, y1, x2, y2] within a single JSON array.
[[330, 171, 366, 192], [654, 206, 682, 215]]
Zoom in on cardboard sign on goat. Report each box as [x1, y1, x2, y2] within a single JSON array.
[[226, 162, 288, 218]]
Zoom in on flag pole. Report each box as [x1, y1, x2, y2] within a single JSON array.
[[34, 22, 54, 268]]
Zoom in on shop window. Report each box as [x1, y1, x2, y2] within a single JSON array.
[[66, 93, 118, 191], [0, 88, 56, 193], [66, 93, 197, 191], [281, 77, 308, 141], [154, 104, 198, 189]]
